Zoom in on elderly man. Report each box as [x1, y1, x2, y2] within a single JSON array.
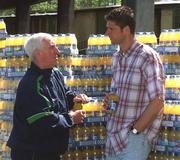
[[7, 33, 89, 160]]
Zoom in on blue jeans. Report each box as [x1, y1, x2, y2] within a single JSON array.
[[106, 133, 151, 160]]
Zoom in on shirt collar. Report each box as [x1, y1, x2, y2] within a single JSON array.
[[118, 40, 142, 58]]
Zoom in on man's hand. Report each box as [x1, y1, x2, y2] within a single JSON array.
[[103, 93, 119, 110], [68, 110, 85, 124], [73, 94, 90, 104], [103, 93, 110, 110]]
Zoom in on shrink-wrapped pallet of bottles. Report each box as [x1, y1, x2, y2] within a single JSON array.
[[58, 34, 119, 159], [1, 18, 180, 159], [148, 29, 180, 160]]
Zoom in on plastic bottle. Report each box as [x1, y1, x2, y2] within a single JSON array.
[[175, 153, 180, 160], [149, 150, 159, 160], [149, 32, 157, 48], [73, 147, 81, 160], [135, 32, 144, 43], [168, 151, 177, 160], [175, 127, 180, 148], [171, 29, 179, 46], [168, 127, 176, 147], [69, 75, 75, 91], [99, 145, 106, 160], [22, 34, 31, 55], [104, 35, 111, 51], [159, 29, 168, 46], [0, 19, 7, 38], [92, 75, 97, 93], [91, 122, 98, 140], [158, 151, 166, 160], [168, 29, 175, 46], [13, 34, 23, 56], [73, 125, 83, 141], [82, 146, 91, 160], [176, 29, 180, 46], [81, 55, 87, 72], [96, 34, 104, 54], [74, 75, 81, 93], [88, 75, 94, 93], [106, 87, 119, 113], [87, 34, 97, 52], [99, 122, 106, 140], [0, 38, 6, 57], [160, 127, 169, 146], [97, 99, 105, 115], [82, 75, 87, 92], [83, 124, 90, 141], [92, 146, 98, 160], [5, 35, 14, 57], [0, 19, 6, 31], [65, 33, 78, 55], [97, 77, 103, 92], [56, 33, 65, 52], [19, 55, 28, 72]]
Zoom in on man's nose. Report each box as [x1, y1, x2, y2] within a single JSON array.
[[55, 47, 61, 56], [105, 30, 109, 35]]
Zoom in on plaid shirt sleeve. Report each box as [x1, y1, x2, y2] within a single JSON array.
[[142, 53, 165, 101]]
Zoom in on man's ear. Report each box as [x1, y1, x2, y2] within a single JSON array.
[[123, 26, 131, 35], [34, 49, 40, 57], [32, 49, 40, 62]]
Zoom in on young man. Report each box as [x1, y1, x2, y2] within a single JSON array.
[[104, 6, 165, 160], [7, 33, 89, 160]]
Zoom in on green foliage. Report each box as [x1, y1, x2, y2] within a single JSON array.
[[31, 0, 57, 13], [0, 0, 121, 16], [0, 9, 15, 16], [75, 0, 121, 9]]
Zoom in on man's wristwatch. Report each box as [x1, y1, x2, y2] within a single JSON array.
[[131, 127, 140, 134]]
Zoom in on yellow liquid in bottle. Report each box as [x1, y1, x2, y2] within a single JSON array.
[[0, 19, 6, 30]]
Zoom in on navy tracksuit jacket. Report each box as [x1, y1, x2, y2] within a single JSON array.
[[7, 63, 75, 154]]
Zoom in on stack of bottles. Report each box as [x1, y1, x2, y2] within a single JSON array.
[[64, 75, 112, 97], [0, 27, 80, 159], [58, 34, 117, 159], [53, 33, 78, 55], [0, 20, 11, 160], [148, 29, 180, 160], [58, 54, 112, 77], [0, 19, 7, 58], [1, 18, 180, 159], [86, 34, 119, 54], [157, 29, 180, 75], [63, 99, 107, 160], [135, 32, 158, 49]]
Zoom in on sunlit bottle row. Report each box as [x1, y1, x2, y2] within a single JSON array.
[[159, 29, 180, 46], [135, 32, 157, 49], [148, 29, 180, 159], [87, 34, 119, 54], [136, 29, 180, 48], [0, 33, 79, 58]]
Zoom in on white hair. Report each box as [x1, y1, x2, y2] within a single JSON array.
[[24, 33, 53, 61]]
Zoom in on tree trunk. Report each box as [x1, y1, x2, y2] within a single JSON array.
[[57, 0, 75, 33]]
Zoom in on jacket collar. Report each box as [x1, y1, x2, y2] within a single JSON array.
[[30, 62, 53, 77]]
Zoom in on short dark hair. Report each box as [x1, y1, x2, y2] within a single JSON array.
[[105, 6, 136, 34]]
